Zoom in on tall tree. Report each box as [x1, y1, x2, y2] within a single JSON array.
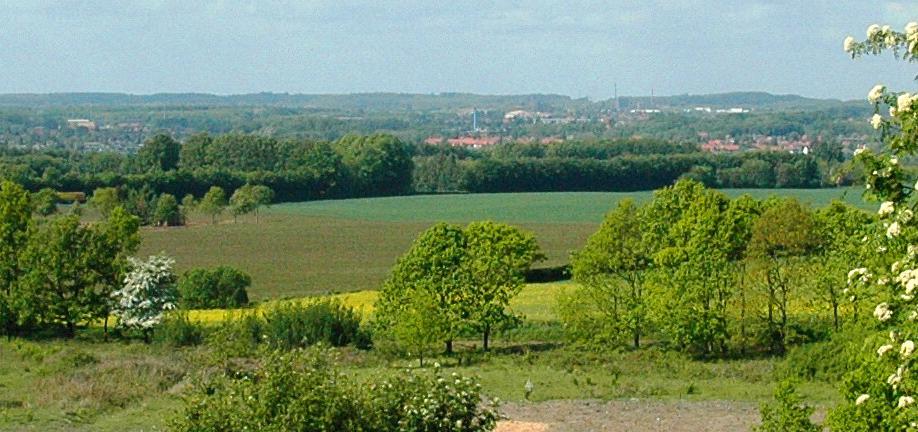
[[464, 221, 542, 351], [748, 198, 820, 354], [0, 181, 31, 338], [18, 215, 100, 337], [375, 223, 471, 355], [568, 199, 651, 348], [199, 186, 227, 225]]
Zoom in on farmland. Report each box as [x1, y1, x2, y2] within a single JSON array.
[[140, 188, 869, 299]]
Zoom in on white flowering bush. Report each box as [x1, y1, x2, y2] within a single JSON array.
[[111, 254, 178, 338], [829, 21, 918, 431]]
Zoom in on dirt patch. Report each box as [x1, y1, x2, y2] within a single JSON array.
[[496, 421, 550, 432], [500, 399, 761, 432]]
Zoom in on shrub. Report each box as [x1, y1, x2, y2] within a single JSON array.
[[755, 381, 821, 432], [178, 266, 250, 309], [154, 311, 204, 347], [171, 347, 498, 432], [261, 299, 370, 350]]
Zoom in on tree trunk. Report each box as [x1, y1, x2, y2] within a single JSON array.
[[483, 324, 490, 351], [103, 316, 109, 342], [445, 339, 453, 355], [833, 303, 839, 331]]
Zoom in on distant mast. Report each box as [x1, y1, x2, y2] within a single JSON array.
[[472, 108, 478, 132]]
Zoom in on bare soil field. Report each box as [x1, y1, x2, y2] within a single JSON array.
[[497, 399, 762, 432]]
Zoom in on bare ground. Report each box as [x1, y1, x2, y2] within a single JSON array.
[[496, 399, 761, 432]]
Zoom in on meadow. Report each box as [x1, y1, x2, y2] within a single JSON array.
[[140, 188, 869, 300], [2, 188, 868, 431]]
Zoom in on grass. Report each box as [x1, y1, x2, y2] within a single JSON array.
[[0, 335, 839, 431], [270, 188, 872, 223], [140, 189, 869, 300]]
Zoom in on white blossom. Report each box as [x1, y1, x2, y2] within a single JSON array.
[[111, 255, 178, 330], [902, 209, 914, 223], [903, 340, 916, 357], [869, 85, 886, 103], [868, 24, 882, 39], [854, 147, 867, 156], [872, 114, 884, 129], [879, 344, 895, 357], [856, 394, 871, 405], [898, 93, 915, 113], [888, 221, 902, 238], [845, 36, 857, 52], [891, 157, 899, 165], [908, 22, 918, 37], [899, 396, 915, 409], [880, 201, 896, 216], [875, 302, 894, 322]]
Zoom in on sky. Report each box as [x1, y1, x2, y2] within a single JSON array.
[[1, 0, 918, 100]]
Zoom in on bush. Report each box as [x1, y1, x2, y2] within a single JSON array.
[[171, 347, 498, 432], [755, 381, 821, 432], [204, 300, 370, 357], [178, 266, 250, 309], [776, 329, 867, 382], [262, 300, 371, 350], [154, 311, 204, 347]]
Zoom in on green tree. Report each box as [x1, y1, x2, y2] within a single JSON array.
[[643, 180, 741, 356], [229, 185, 257, 223], [385, 288, 449, 366], [566, 199, 652, 348], [18, 215, 100, 337], [336, 134, 414, 197], [180, 194, 196, 220], [89, 187, 121, 219], [31, 188, 58, 216], [178, 266, 250, 309], [748, 198, 820, 354], [814, 201, 873, 329], [464, 221, 542, 351], [89, 206, 141, 337], [198, 186, 227, 225], [137, 133, 180, 172], [0, 181, 31, 337], [153, 193, 183, 226], [375, 223, 471, 355], [250, 184, 274, 223]]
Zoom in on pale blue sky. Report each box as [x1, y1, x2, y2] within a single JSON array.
[[1, 0, 917, 100]]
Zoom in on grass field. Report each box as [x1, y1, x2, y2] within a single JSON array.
[[139, 188, 870, 300]]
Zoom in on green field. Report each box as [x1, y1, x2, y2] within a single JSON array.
[[140, 188, 871, 300]]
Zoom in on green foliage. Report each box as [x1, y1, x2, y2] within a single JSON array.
[[17, 215, 103, 336], [89, 186, 120, 218], [755, 381, 821, 432], [198, 186, 227, 224], [31, 188, 58, 216], [153, 193, 183, 226], [261, 300, 370, 350], [178, 266, 251, 309], [154, 311, 204, 347], [0, 181, 31, 336], [170, 347, 498, 432], [137, 133, 180, 172], [567, 199, 651, 348], [375, 221, 541, 355]]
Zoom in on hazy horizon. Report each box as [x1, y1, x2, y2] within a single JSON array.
[[3, 1, 918, 100]]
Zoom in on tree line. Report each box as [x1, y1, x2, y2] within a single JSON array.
[[1, 133, 848, 209]]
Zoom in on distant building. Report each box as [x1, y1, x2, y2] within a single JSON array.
[[701, 139, 740, 152], [66, 119, 97, 131]]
